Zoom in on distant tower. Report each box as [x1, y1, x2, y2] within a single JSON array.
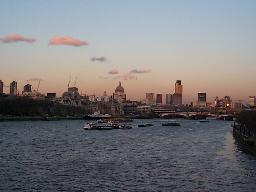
[[156, 94, 163, 105], [146, 93, 154, 105], [0, 80, 3, 94], [173, 80, 183, 105], [175, 80, 183, 94], [166, 94, 173, 105], [197, 92, 207, 107], [23, 84, 32, 93], [10, 81, 18, 95]]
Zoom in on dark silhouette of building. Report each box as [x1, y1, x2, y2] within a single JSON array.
[[23, 84, 32, 93], [10, 81, 17, 95], [156, 94, 163, 105], [0, 80, 3, 94]]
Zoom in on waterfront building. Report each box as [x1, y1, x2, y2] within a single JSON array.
[[175, 80, 183, 95], [172, 80, 183, 105], [0, 80, 3, 94], [248, 96, 256, 107], [146, 93, 155, 105], [232, 101, 243, 112], [10, 81, 18, 95], [23, 84, 32, 93], [62, 86, 81, 106], [156, 94, 163, 105], [113, 82, 126, 103], [137, 105, 152, 114], [172, 93, 182, 106], [166, 94, 172, 105], [197, 92, 207, 107]]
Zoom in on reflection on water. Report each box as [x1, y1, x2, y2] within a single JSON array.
[[0, 119, 256, 192]]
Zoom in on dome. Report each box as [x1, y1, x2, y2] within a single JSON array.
[[115, 82, 124, 93]]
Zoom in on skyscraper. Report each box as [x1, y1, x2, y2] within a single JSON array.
[[166, 94, 172, 105], [173, 80, 183, 105], [175, 80, 183, 94], [0, 80, 3, 94], [23, 84, 32, 93], [197, 92, 207, 107], [10, 81, 17, 95], [156, 94, 162, 105], [146, 93, 154, 105]]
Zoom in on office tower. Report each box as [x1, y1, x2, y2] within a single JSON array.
[[173, 80, 183, 105], [146, 93, 154, 105], [156, 94, 162, 105], [23, 84, 32, 93], [166, 94, 172, 105], [248, 96, 256, 107], [198, 92, 207, 107], [10, 81, 18, 95], [175, 80, 183, 94], [0, 80, 3, 94]]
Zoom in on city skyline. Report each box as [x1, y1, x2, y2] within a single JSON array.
[[1, 0, 256, 102]]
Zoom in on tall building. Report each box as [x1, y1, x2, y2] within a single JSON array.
[[113, 82, 126, 103], [10, 81, 18, 95], [156, 94, 162, 105], [172, 93, 182, 106], [23, 84, 32, 93], [248, 96, 256, 107], [197, 92, 207, 107], [173, 80, 183, 105], [0, 80, 3, 94], [166, 94, 172, 105], [175, 80, 183, 94], [146, 93, 154, 105]]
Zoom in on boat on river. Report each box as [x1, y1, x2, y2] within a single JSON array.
[[83, 120, 132, 130], [138, 123, 154, 127], [162, 122, 181, 126]]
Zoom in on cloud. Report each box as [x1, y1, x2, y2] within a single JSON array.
[[114, 73, 138, 81], [91, 57, 107, 62], [0, 33, 36, 43], [28, 78, 42, 82], [130, 69, 152, 74], [108, 69, 119, 75], [49, 36, 88, 47]]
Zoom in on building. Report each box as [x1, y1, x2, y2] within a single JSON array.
[[248, 96, 256, 107], [146, 93, 154, 105], [166, 94, 172, 105], [173, 80, 183, 105], [113, 82, 126, 103], [156, 94, 162, 105], [197, 92, 207, 107], [175, 80, 183, 94], [23, 84, 32, 93], [172, 93, 182, 106], [47, 93, 56, 99], [10, 81, 18, 95], [0, 80, 3, 94]]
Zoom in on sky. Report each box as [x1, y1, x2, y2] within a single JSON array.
[[0, 0, 256, 103]]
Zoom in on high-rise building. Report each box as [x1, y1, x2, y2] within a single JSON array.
[[0, 80, 3, 94], [173, 80, 183, 105], [166, 94, 172, 105], [248, 96, 256, 107], [146, 93, 154, 105], [172, 93, 182, 106], [10, 81, 18, 95], [197, 92, 207, 107], [156, 94, 162, 105], [23, 84, 32, 93], [175, 80, 183, 94]]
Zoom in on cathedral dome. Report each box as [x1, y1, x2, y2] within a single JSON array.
[[115, 82, 124, 93]]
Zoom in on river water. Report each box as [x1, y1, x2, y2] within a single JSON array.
[[0, 119, 256, 192]]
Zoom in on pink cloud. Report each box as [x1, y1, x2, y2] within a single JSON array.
[[130, 69, 152, 74], [114, 73, 138, 81], [49, 36, 88, 47], [108, 69, 119, 75], [0, 33, 36, 43]]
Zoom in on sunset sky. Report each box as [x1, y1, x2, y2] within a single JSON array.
[[0, 0, 256, 103]]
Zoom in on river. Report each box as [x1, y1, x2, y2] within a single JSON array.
[[0, 119, 256, 192]]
